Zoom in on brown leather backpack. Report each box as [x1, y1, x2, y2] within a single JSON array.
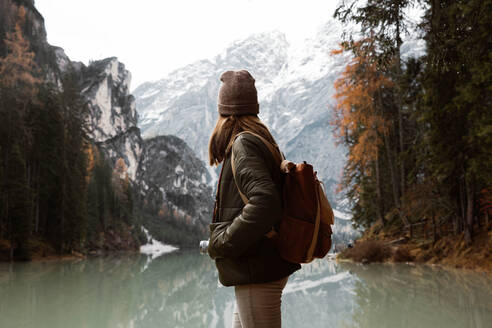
[[231, 131, 334, 264]]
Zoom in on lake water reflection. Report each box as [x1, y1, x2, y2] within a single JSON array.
[[0, 251, 491, 328]]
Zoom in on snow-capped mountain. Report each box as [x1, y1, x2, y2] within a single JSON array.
[[134, 18, 425, 208], [133, 20, 348, 202]]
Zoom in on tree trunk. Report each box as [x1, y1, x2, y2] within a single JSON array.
[[464, 175, 474, 245], [395, 6, 405, 201], [383, 131, 406, 224], [34, 162, 40, 234], [35, 194, 39, 234], [394, 13, 410, 231], [7, 197, 13, 262], [383, 132, 398, 207], [375, 154, 384, 224], [60, 104, 67, 253], [432, 215, 437, 244], [377, 88, 408, 227], [458, 177, 466, 234]]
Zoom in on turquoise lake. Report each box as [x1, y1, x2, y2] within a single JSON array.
[[1, 251, 491, 328]]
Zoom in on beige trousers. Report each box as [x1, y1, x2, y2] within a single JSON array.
[[232, 276, 289, 328]]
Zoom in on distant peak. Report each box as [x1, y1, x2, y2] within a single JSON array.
[[228, 29, 289, 48]]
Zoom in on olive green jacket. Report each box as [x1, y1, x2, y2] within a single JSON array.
[[208, 133, 301, 286]]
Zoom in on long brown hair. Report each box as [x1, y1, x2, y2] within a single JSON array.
[[208, 114, 279, 166]]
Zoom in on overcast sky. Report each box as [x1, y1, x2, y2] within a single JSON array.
[[35, 0, 341, 89]]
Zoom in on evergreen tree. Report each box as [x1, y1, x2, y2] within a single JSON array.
[[0, 2, 141, 258], [31, 85, 66, 249], [0, 4, 40, 99], [419, 0, 492, 243], [332, 0, 492, 245], [59, 72, 88, 251], [86, 149, 116, 238], [331, 37, 393, 228], [5, 143, 32, 260], [112, 158, 134, 225], [0, 144, 3, 239], [0, 3, 40, 259], [334, 0, 419, 227]]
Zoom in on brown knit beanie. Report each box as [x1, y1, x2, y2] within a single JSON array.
[[218, 70, 259, 116]]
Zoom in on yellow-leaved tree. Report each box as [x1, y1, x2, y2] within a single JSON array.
[[0, 4, 41, 99], [331, 36, 395, 227]]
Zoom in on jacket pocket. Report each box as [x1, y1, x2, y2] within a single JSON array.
[[208, 222, 231, 259]]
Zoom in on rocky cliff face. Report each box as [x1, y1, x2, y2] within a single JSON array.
[[0, 0, 213, 246], [79, 57, 142, 180], [136, 136, 212, 245], [76, 57, 213, 247], [77, 58, 213, 244], [1, 2, 142, 181], [0, 0, 67, 86]]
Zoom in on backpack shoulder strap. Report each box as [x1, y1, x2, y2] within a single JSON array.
[[230, 132, 279, 239], [232, 131, 284, 164], [231, 148, 249, 204]]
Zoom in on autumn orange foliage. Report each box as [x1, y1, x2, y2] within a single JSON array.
[[114, 158, 130, 183], [0, 4, 41, 98], [84, 143, 98, 182], [330, 38, 393, 174]]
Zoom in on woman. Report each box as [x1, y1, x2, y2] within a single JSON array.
[[207, 70, 301, 328]]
